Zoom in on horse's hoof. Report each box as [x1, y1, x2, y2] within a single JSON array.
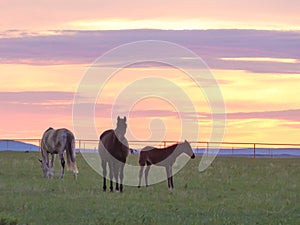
[[137, 186, 141, 188]]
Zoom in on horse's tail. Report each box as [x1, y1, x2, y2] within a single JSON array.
[[66, 131, 78, 174]]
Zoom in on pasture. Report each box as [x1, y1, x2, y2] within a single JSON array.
[[0, 151, 299, 225]]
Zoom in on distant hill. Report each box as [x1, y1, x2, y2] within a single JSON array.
[[0, 140, 39, 152]]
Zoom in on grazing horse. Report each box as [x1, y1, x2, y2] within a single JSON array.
[[39, 127, 78, 179], [138, 140, 195, 190], [98, 116, 129, 192]]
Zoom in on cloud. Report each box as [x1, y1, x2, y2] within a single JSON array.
[[0, 91, 75, 135], [128, 109, 178, 118], [1, 29, 300, 73], [281, 122, 300, 129], [0, 91, 75, 117], [0, 91, 74, 104], [2, 0, 300, 30], [216, 109, 300, 122]]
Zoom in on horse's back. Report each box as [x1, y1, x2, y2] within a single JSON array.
[[56, 128, 74, 142], [98, 129, 129, 162], [42, 128, 74, 153], [49, 128, 69, 145], [139, 145, 176, 166]]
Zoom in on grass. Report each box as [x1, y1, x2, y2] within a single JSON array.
[[0, 151, 299, 225]]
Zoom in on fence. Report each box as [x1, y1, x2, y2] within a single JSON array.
[[0, 138, 300, 158]]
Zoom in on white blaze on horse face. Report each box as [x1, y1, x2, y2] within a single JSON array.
[[116, 116, 127, 138]]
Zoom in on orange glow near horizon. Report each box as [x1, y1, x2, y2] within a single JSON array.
[[1, 63, 300, 143], [0, 64, 86, 92], [0, 60, 300, 143]]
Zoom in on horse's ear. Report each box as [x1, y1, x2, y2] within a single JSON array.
[[117, 116, 120, 121], [124, 116, 127, 122], [185, 139, 187, 143]]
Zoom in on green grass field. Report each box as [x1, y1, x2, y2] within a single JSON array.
[[0, 151, 299, 225]]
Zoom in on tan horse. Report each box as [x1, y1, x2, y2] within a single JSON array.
[[138, 140, 195, 190], [39, 127, 78, 179], [98, 116, 129, 192]]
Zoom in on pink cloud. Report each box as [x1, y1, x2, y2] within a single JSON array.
[[209, 109, 300, 122]]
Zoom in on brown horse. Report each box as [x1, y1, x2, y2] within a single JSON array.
[[98, 116, 129, 192], [39, 127, 78, 179], [138, 140, 195, 189]]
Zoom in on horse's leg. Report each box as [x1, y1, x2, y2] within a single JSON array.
[[108, 161, 114, 192], [138, 165, 144, 188], [114, 163, 120, 192], [119, 163, 125, 192], [102, 159, 107, 192], [144, 165, 151, 188], [170, 166, 174, 189], [165, 166, 171, 189], [45, 152, 50, 178], [50, 154, 54, 168], [49, 154, 55, 178], [59, 152, 65, 178]]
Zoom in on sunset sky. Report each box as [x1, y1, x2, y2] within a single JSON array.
[[1, 0, 300, 145]]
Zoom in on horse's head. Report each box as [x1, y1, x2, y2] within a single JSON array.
[[182, 140, 195, 159], [38, 159, 53, 178], [116, 116, 127, 137]]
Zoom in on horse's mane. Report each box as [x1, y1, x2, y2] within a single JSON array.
[[162, 143, 179, 150]]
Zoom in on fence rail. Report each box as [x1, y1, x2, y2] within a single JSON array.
[[1, 138, 300, 158]]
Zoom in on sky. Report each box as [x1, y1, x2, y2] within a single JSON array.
[[1, 0, 300, 145]]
